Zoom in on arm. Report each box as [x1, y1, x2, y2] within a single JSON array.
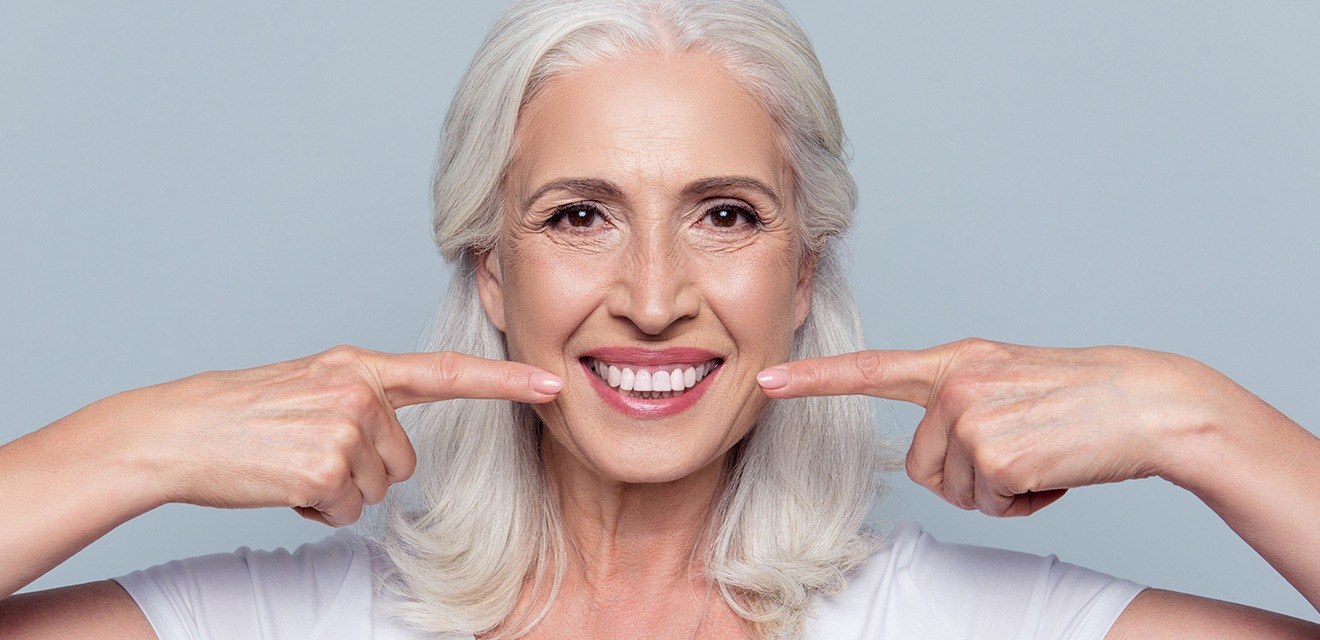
[[0, 392, 167, 601], [1158, 364, 1320, 610], [1108, 589, 1319, 639], [758, 338, 1319, 636], [0, 581, 155, 639], [0, 346, 561, 635], [1105, 362, 1320, 638]]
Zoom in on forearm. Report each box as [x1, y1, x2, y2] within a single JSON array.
[[1160, 377, 1320, 611], [0, 392, 166, 599]]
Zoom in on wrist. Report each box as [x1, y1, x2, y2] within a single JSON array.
[[1146, 357, 1251, 494], [1153, 411, 1231, 496], [1152, 364, 1309, 501], [58, 388, 176, 512]]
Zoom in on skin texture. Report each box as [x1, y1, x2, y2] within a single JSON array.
[[475, 50, 809, 638], [484, 53, 806, 486], [0, 347, 562, 636], [761, 338, 1320, 636], [2, 48, 1317, 640]]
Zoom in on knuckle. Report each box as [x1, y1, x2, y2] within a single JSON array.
[[939, 379, 977, 410], [429, 351, 465, 390], [302, 456, 350, 493], [973, 446, 1015, 487], [943, 488, 974, 511], [903, 449, 921, 480], [326, 421, 364, 453], [396, 465, 416, 484], [951, 413, 993, 447], [287, 487, 314, 509], [957, 337, 1014, 363], [904, 450, 937, 488], [341, 501, 365, 525], [948, 412, 975, 438], [976, 494, 1007, 517], [318, 344, 362, 367], [853, 350, 885, 387], [329, 382, 380, 418], [953, 337, 988, 356], [958, 336, 993, 353], [394, 449, 418, 482]]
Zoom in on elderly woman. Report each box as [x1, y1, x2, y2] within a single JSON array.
[[1, 0, 1317, 638]]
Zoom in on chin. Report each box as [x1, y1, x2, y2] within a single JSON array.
[[586, 442, 722, 484], [538, 410, 742, 486]]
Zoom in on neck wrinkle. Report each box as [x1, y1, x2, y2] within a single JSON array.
[[541, 435, 732, 593]]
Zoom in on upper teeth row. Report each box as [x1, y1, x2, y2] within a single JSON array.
[[586, 358, 718, 393]]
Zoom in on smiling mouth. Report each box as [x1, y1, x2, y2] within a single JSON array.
[[581, 356, 723, 400]]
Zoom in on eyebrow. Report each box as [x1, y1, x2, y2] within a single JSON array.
[[522, 175, 781, 211]]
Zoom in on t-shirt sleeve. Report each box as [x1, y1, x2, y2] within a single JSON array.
[[110, 529, 376, 640], [900, 524, 1147, 640]]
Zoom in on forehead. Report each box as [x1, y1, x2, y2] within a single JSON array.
[[508, 51, 788, 197]]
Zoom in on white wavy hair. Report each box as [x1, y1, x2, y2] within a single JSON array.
[[364, 1, 902, 638]]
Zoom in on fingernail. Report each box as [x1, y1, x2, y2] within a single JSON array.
[[530, 372, 563, 394], [756, 367, 789, 390]]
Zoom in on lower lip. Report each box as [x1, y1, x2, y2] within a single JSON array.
[[580, 360, 720, 419]]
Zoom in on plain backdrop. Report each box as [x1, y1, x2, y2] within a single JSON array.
[[2, 0, 1317, 623]]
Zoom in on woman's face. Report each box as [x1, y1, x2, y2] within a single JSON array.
[[477, 51, 812, 484]]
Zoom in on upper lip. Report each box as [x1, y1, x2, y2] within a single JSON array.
[[580, 346, 723, 367]]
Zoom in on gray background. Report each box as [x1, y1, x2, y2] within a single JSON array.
[[2, 0, 1316, 623]]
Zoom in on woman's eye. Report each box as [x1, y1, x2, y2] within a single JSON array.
[[702, 203, 761, 229], [547, 203, 606, 230]]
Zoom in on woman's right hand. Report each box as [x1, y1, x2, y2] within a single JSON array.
[[111, 345, 563, 527]]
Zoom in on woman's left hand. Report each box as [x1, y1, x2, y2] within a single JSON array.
[[756, 338, 1239, 517]]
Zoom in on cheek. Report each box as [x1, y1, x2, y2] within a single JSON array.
[[699, 253, 800, 352], [500, 246, 610, 366]]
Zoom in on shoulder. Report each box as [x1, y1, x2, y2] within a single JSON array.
[[111, 529, 432, 639], [807, 521, 1147, 640]]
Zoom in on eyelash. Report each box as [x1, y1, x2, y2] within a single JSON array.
[[541, 202, 764, 231]]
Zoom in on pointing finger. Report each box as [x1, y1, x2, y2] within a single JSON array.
[[367, 350, 563, 408], [756, 348, 946, 406]]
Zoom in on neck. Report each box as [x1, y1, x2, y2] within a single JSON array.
[[542, 436, 731, 591], [484, 437, 753, 640]]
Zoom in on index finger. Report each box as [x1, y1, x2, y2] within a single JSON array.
[[756, 348, 944, 406], [367, 350, 563, 408]]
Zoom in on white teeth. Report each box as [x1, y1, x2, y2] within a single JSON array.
[[586, 357, 720, 399], [652, 370, 671, 392]]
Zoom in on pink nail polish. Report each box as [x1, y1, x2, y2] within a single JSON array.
[[757, 367, 789, 390], [530, 373, 563, 394]]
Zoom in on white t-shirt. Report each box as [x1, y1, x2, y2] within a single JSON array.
[[112, 521, 1145, 639]]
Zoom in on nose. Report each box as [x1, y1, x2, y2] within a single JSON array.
[[605, 225, 700, 336]]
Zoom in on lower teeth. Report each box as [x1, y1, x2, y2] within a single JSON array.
[[621, 389, 681, 400], [594, 378, 689, 400]]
